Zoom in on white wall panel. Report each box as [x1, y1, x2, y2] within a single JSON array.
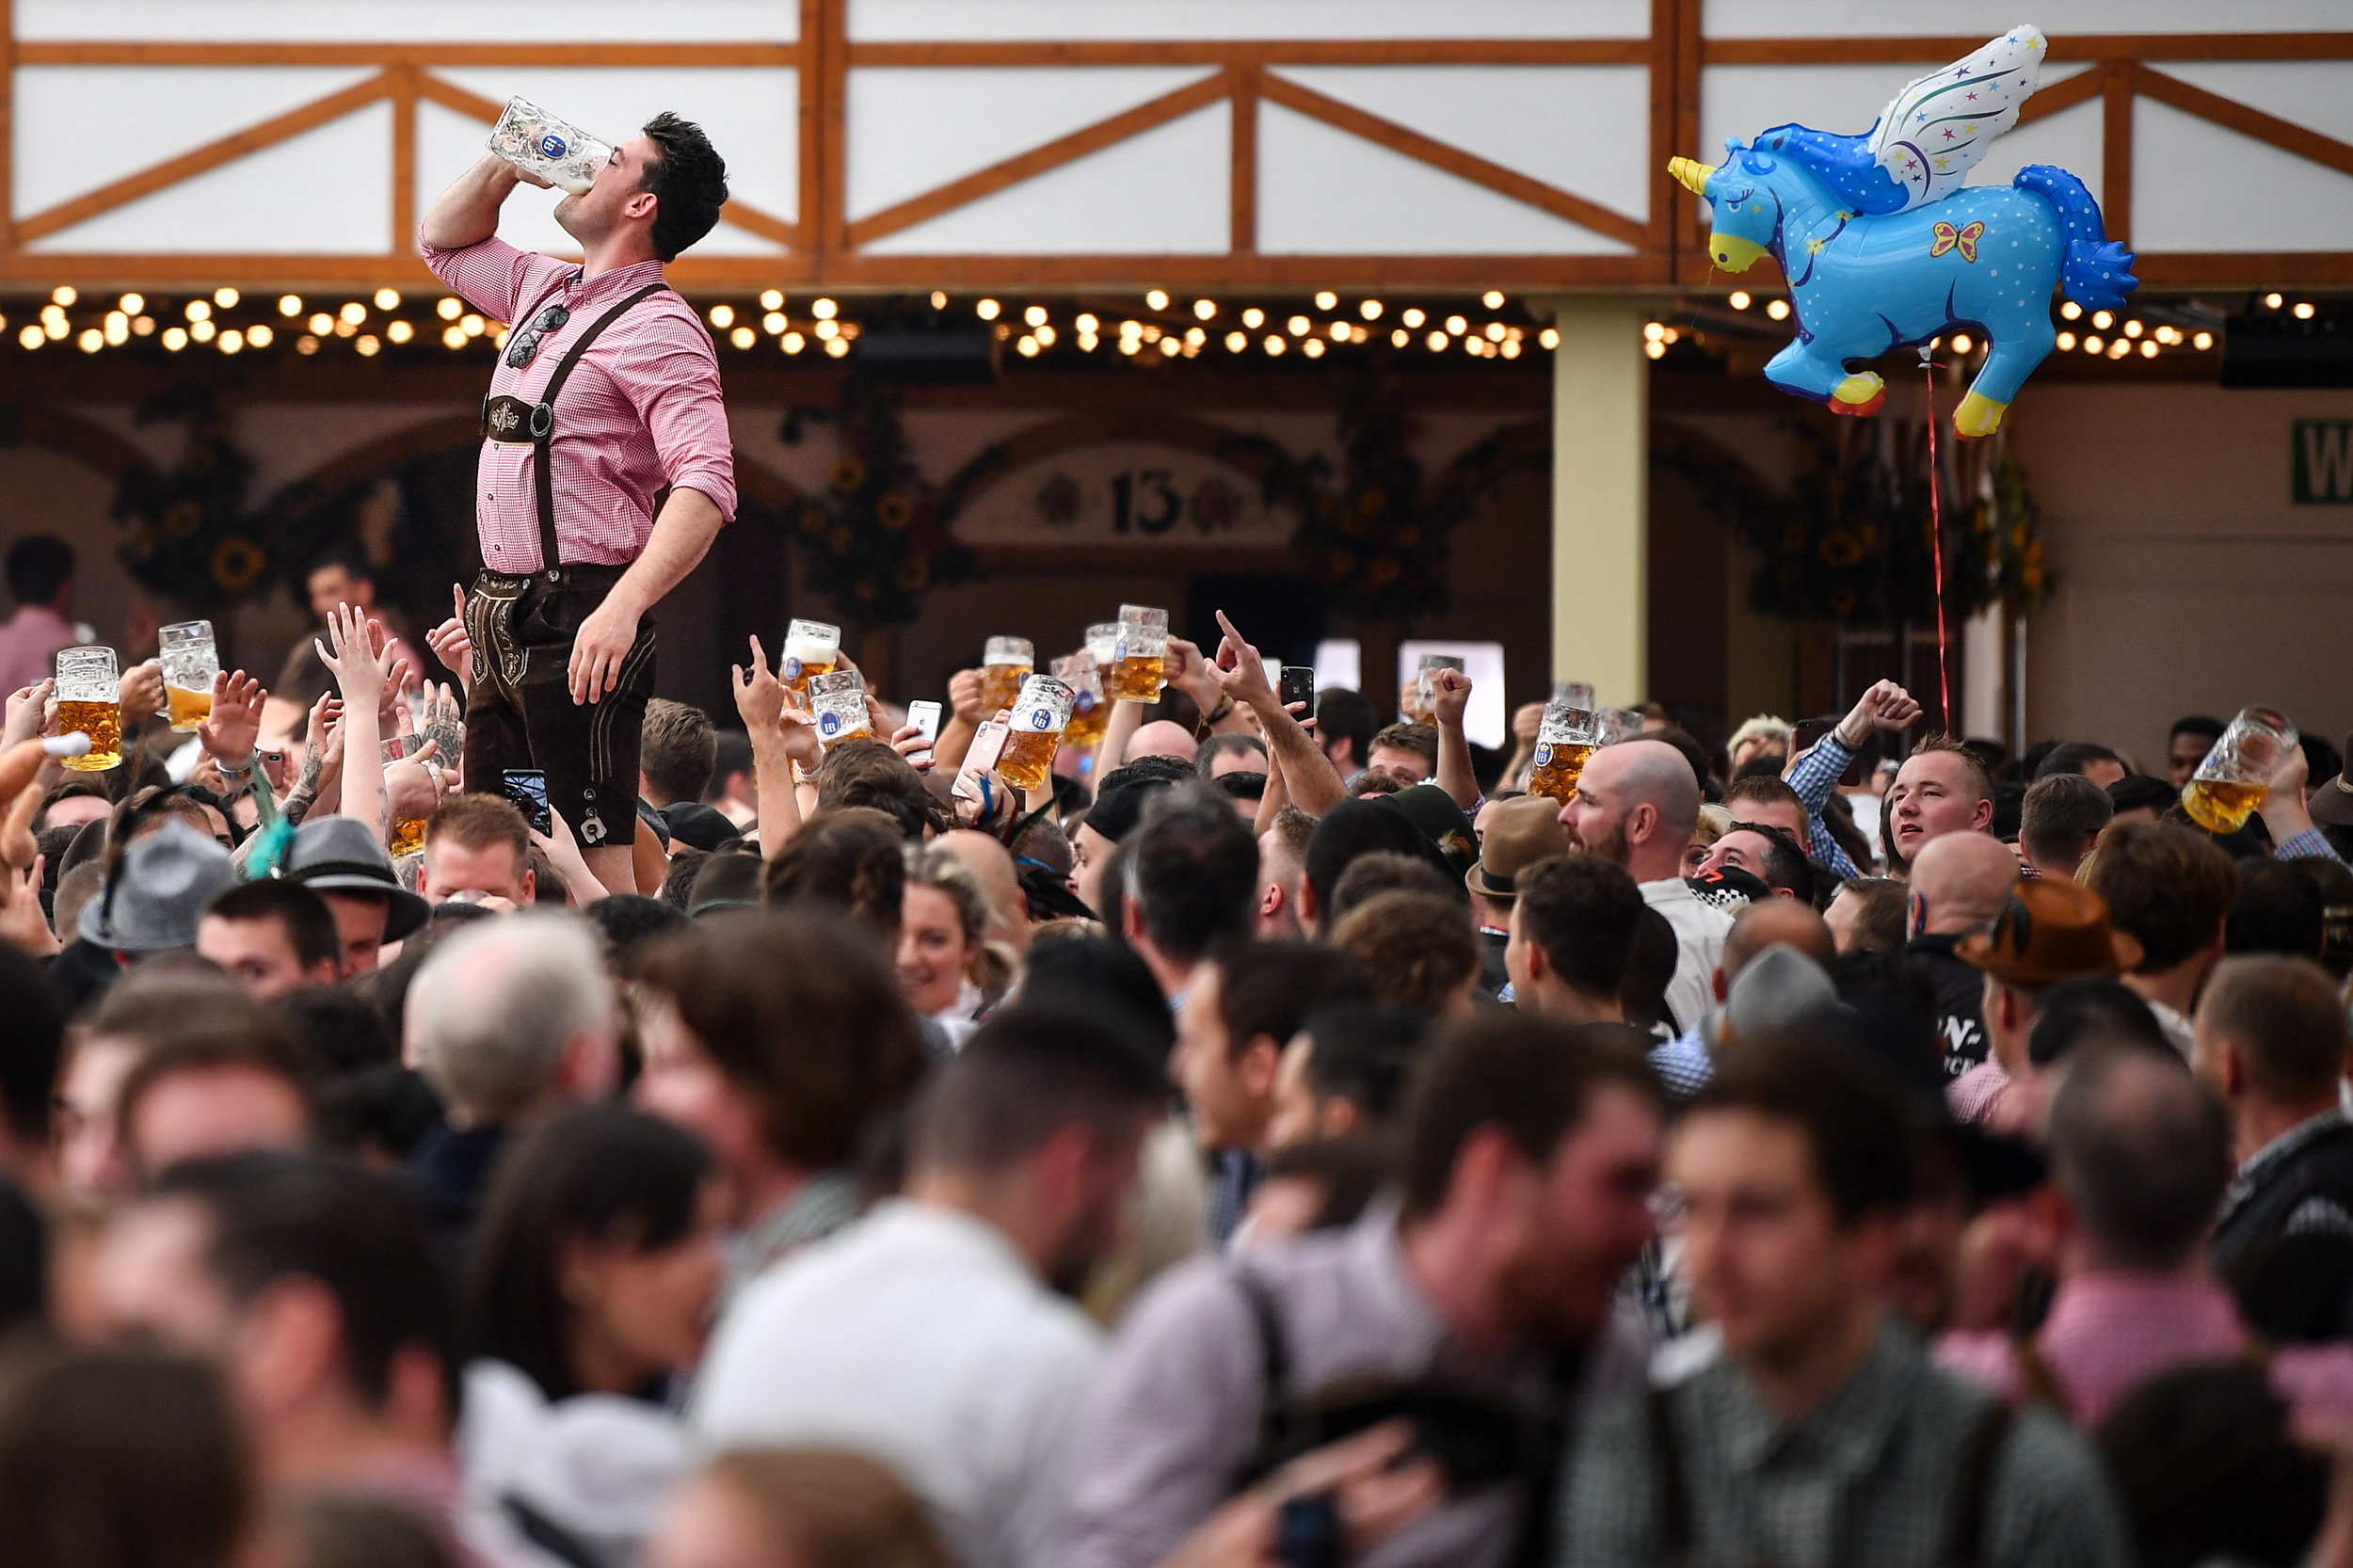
[[1270, 65, 1651, 221], [851, 1, 1649, 42], [18, 1, 796, 42], [29, 103, 392, 252], [864, 103, 1228, 253], [1705, 1, 2350, 38], [15, 67, 377, 220], [1964, 96, 2103, 204], [2134, 97, 2353, 253], [1258, 101, 1634, 254], [2156, 62, 2353, 151], [846, 67, 1215, 220], [435, 68, 798, 221]]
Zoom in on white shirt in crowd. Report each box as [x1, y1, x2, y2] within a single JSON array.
[[1641, 877, 1736, 1036], [456, 1357, 691, 1567], [691, 1199, 1100, 1568]]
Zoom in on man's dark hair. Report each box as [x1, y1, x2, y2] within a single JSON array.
[[637, 111, 729, 262], [639, 699, 718, 805], [1315, 689, 1375, 771], [582, 892, 693, 977], [2035, 741, 2124, 780], [1727, 821, 1814, 903], [1301, 1004, 1429, 1128], [707, 729, 752, 803], [1328, 850, 1452, 925], [1401, 1014, 1660, 1219], [468, 1106, 713, 1402], [1686, 1034, 1914, 1224], [150, 1153, 453, 1410], [266, 987, 397, 1079], [2026, 977, 2170, 1068], [1836, 877, 1912, 954], [1620, 905, 1681, 1032], [0, 946, 62, 1146], [2227, 859, 2327, 961], [2047, 1046, 2230, 1270], [1128, 787, 1258, 962], [304, 546, 373, 590], [116, 1017, 318, 1178], [2199, 954, 2350, 1106], [1018, 935, 1176, 1060], [1331, 892, 1481, 1016], [1304, 798, 1430, 935], [1213, 940, 1367, 1063], [2021, 773, 2114, 866], [2170, 714, 2227, 746], [2098, 1363, 2329, 1568], [1516, 853, 1644, 996], [2107, 773, 2177, 819], [761, 808, 906, 937], [1369, 723, 1437, 768], [203, 879, 341, 975], [1195, 733, 1268, 778], [816, 739, 937, 840], [638, 912, 929, 1169], [1722, 775, 1804, 822], [1730, 753, 1788, 783], [3, 534, 72, 608], [910, 1006, 1164, 1174], [2084, 821, 2240, 973]]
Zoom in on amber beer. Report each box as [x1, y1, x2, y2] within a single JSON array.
[[55, 646, 121, 772], [1054, 652, 1107, 748], [980, 636, 1033, 715], [1107, 604, 1167, 702], [995, 675, 1074, 793], [781, 618, 840, 700], [390, 819, 427, 857], [2182, 706, 2297, 835], [159, 618, 218, 733], [165, 684, 213, 730], [808, 671, 872, 750], [1524, 700, 1599, 805]]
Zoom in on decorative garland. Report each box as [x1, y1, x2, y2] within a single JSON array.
[[110, 386, 271, 610], [781, 381, 975, 626], [1966, 434, 2049, 616]]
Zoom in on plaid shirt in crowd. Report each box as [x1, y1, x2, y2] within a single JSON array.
[[1558, 1323, 2136, 1567], [419, 233, 737, 572], [1784, 736, 1864, 879]]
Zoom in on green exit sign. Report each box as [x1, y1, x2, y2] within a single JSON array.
[[2295, 420, 2353, 504]]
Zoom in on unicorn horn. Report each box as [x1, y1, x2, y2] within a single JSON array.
[[1667, 157, 1714, 196]]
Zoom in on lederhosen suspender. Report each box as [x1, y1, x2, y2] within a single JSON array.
[[479, 280, 670, 582]]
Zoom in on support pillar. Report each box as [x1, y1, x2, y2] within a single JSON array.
[[1537, 296, 1649, 706]]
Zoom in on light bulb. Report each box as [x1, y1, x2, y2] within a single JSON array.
[[761, 289, 785, 310], [1728, 291, 1751, 310], [1314, 291, 1337, 310], [1193, 298, 1217, 320], [1145, 290, 1169, 311]]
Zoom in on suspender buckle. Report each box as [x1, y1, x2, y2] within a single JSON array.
[[529, 402, 554, 441]]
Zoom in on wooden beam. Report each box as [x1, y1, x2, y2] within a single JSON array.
[[845, 70, 1235, 248], [2015, 64, 2106, 127], [1258, 72, 1647, 248], [390, 64, 417, 260], [2103, 61, 2135, 251], [1674, 0, 1705, 266], [797, 0, 824, 251], [2131, 250, 2353, 287], [15, 41, 796, 66], [15, 72, 396, 243], [1645, 0, 1679, 258], [0, 0, 14, 251], [1705, 33, 2353, 65], [847, 40, 1651, 67], [1230, 66, 1258, 254], [2134, 63, 2353, 179], [819, 0, 848, 252]]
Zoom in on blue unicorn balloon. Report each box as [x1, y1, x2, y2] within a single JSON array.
[[1668, 24, 2136, 438]]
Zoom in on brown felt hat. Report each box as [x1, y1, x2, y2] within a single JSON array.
[[1957, 875, 2143, 985], [1465, 796, 1574, 903], [2310, 732, 2353, 830]]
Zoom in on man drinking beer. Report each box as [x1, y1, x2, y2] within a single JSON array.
[[419, 112, 734, 895]]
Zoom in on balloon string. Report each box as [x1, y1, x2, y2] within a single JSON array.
[[1921, 355, 1952, 732]]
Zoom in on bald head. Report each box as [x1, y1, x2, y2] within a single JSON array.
[[1125, 721, 1198, 764], [937, 828, 1030, 952], [1910, 831, 2022, 936], [1567, 740, 1703, 885], [1721, 897, 1836, 982]]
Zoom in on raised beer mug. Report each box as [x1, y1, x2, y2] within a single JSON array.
[[995, 675, 1074, 793], [1525, 698, 1599, 805], [1053, 651, 1107, 750], [781, 618, 840, 700], [2182, 706, 2297, 835], [979, 636, 1034, 717], [488, 97, 613, 197], [158, 619, 217, 733], [55, 645, 122, 772], [1406, 653, 1465, 724], [808, 670, 872, 750], [1107, 605, 1167, 703]]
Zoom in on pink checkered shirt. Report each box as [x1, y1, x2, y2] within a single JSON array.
[[419, 234, 737, 573]]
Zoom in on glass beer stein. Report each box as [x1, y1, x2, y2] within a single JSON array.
[[1404, 653, 1465, 724], [56, 645, 122, 772], [1054, 651, 1107, 749], [488, 97, 613, 196], [1524, 698, 1600, 805], [977, 636, 1032, 717], [159, 619, 217, 732], [781, 618, 840, 700], [808, 671, 873, 750], [995, 675, 1075, 793], [2181, 706, 2297, 835], [1106, 605, 1168, 702]]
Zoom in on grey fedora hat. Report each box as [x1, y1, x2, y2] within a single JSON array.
[[284, 815, 430, 941], [79, 818, 239, 952]]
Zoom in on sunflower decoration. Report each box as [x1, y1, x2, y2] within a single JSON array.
[[110, 387, 269, 612], [1966, 435, 2050, 616], [778, 383, 975, 626]]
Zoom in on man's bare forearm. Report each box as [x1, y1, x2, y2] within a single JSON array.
[[422, 153, 524, 251], [607, 488, 724, 620]]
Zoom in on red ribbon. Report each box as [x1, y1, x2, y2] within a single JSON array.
[[1922, 359, 1953, 730]]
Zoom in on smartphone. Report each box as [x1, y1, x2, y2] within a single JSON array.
[[501, 768, 552, 835], [906, 699, 943, 749], [1273, 1496, 1340, 1568], [952, 718, 1009, 806], [1278, 664, 1316, 712]]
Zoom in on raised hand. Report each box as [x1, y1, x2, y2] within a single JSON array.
[[317, 603, 395, 712], [2, 680, 52, 749], [197, 669, 266, 765], [426, 584, 474, 696], [1209, 611, 1277, 712], [421, 680, 464, 780], [948, 666, 988, 725], [732, 635, 788, 737], [119, 660, 166, 729], [1429, 667, 1472, 729]]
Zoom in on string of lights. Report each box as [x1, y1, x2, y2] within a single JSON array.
[[0, 283, 2268, 367]]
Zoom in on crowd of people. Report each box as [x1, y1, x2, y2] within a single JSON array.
[[6, 529, 2353, 1568]]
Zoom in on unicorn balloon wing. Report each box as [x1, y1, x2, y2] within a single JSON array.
[[1866, 24, 2047, 211]]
